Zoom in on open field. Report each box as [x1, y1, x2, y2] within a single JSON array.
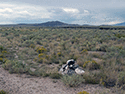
[[0, 26, 125, 94]]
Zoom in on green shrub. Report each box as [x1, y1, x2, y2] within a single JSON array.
[[0, 54, 4, 58], [49, 73, 62, 79], [28, 67, 50, 77], [28, 69, 42, 77], [99, 69, 117, 87], [61, 74, 85, 87], [0, 46, 7, 55], [38, 53, 44, 58], [2, 60, 27, 74], [36, 46, 47, 53], [96, 44, 107, 52], [77, 91, 89, 94], [2, 51, 7, 54], [49, 56, 59, 64], [80, 49, 88, 54], [57, 52, 62, 57], [0, 26, 125, 91], [21, 36, 28, 42], [118, 71, 125, 88], [114, 34, 125, 38], [38, 58, 43, 63], [82, 73, 100, 84], [103, 78, 116, 87], [0, 58, 7, 64], [29, 44, 35, 48], [42, 73, 50, 77], [0, 90, 7, 94], [0, 45, 4, 52], [2, 60, 11, 70], [83, 60, 100, 70], [0, 58, 3, 62], [22, 40, 34, 47]]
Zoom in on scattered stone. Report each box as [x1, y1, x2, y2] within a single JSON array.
[[75, 68, 85, 75], [30, 68, 36, 72]]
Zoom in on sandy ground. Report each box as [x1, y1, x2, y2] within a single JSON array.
[[0, 65, 111, 94]]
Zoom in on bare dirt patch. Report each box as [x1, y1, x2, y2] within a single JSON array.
[[0, 65, 111, 94]]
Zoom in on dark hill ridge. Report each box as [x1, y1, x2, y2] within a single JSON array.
[[33, 21, 70, 27], [0, 21, 79, 27], [0, 21, 125, 30], [20, 21, 79, 27]]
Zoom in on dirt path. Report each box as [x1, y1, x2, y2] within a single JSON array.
[[0, 65, 111, 94]]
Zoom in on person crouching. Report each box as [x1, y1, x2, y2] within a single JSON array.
[[63, 59, 75, 72]]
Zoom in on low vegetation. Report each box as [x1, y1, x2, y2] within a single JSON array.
[[77, 91, 89, 94], [61, 74, 85, 87], [0, 26, 125, 93], [0, 90, 7, 94]]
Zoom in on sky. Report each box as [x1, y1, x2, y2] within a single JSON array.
[[0, 0, 125, 25]]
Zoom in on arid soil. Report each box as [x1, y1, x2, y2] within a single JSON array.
[[0, 65, 111, 94]]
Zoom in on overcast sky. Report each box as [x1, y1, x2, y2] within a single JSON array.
[[0, 0, 125, 25]]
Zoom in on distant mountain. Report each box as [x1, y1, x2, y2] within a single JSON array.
[[19, 21, 79, 27], [1, 21, 125, 30], [32, 21, 76, 27], [0, 21, 80, 27], [81, 24, 90, 26], [114, 22, 125, 26]]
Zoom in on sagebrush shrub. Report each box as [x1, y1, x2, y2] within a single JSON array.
[[82, 73, 100, 84], [118, 71, 125, 89], [29, 44, 35, 48], [0, 45, 4, 52], [0, 54, 4, 58], [2, 60, 27, 74], [61, 74, 85, 87], [83, 60, 100, 70], [38, 58, 43, 63], [80, 49, 88, 54], [99, 68, 118, 87], [38, 53, 44, 58], [57, 52, 62, 57], [0, 90, 7, 94], [0, 26, 125, 92], [36, 46, 47, 53], [49, 73, 62, 79], [0, 58, 3, 62], [77, 91, 89, 94]]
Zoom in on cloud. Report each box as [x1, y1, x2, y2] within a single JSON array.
[[0, 3, 52, 24], [0, 8, 13, 12], [0, 21, 15, 24], [0, 1, 125, 25], [62, 8, 79, 13], [84, 10, 89, 13], [17, 11, 31, 15], [106, 21, 123, 25]]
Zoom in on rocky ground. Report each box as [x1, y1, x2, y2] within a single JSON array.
[[0, 65, 113, 94]]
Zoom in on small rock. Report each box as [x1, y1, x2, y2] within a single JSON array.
[[75, 68, 85, 75], [30, 68, 36, 72]]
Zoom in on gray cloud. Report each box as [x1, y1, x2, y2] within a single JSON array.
[[2, 0, 125, 9], [0, 0, 125, 25]]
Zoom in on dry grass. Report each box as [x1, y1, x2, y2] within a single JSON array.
[[0, 27, 125, 93]]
